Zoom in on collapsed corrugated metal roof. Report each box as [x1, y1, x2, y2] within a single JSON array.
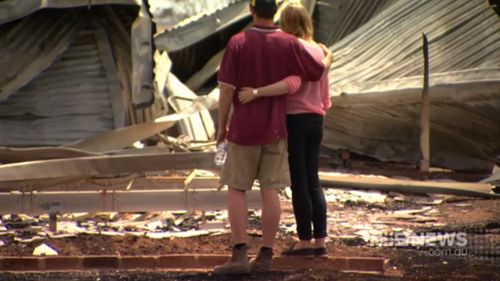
[[0, 0, 139, 25], [0, 10, 124, 146], [323, 0, 500, 171], [150, 0, 244, 33], [1, 0, 499, 173], [0, 9, 87, 103], [313, 0, 392, 46], [154, 0, 249, 52]]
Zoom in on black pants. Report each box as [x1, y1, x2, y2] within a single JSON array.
[[287, 113, 327, 240]]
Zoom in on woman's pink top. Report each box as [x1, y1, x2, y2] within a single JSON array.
[[283, 39, 331, 116]]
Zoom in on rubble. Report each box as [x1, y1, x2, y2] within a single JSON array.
[[0, 180, 483, 253], [33, 244, 58, 256]]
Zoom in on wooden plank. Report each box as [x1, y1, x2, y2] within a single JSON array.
[[320, 174, 499, 198], [0, 152, 216, 182], [0, 189, 260, 215]]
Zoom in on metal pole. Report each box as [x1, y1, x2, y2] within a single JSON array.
[[420, 33, 430, 172]]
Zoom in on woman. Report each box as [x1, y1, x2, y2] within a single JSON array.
[[238, 3, 332, 256]]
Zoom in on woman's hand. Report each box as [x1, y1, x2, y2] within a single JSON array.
[[319, 43, 334, 69], [238, 87, 257, 104]]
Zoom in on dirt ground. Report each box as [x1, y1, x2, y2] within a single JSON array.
[[0, 166, 499, 281]]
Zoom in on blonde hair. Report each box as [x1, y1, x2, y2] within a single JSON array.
[[280, 3, 314, 40]]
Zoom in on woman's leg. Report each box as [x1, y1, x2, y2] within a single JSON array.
[[287, 114, 313, 243], [304, 115, 328, 243]]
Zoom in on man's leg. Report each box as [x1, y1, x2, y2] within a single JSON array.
[[214, 189, 251, 275], [250, 140, 288, 272], [260, 188, 281, 248], [214, 142, 259, 275], [228, 188, 248, 244], [250, 187, 280, 272]]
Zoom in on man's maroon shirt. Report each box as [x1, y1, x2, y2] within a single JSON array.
[[218, 25, 324, 146]]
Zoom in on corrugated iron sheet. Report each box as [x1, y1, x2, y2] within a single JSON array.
[[0, 20, 121, 146], [0, 0, 138, 25], [313, 0, 392, 45], [154, 0, 249, 52], [149, 0, 243, 32], [328, 0, 500, 93], [323, 0, 500, 171], [0, 9, 88, 102]]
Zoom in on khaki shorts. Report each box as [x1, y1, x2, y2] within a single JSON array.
[[221, 140, 290, 191]]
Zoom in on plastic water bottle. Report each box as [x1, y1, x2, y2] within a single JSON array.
[[214, 142, 228, 166]]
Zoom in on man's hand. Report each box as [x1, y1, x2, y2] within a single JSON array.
[[238, 87, 258, 104], [216, 127, 227, 145]]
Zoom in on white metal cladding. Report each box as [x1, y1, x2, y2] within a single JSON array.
[[0, 27, 119, 146]]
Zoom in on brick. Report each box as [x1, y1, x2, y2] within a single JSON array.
[[0, 255, 387, 273], [1, 257, 40, 271], [157, 255, 227, 269], [329, 257, 349, 271], [346, 257, 386, 272], [82, 256, 119, 268], [44, 257, 81, 270], [272, 256, 315, 271], [120, 256, 158, 269]]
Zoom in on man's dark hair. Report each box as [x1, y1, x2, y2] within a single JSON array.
[[250, 0, 278, 20]]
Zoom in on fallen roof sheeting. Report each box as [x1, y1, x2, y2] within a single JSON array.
[[154, 0, 250, 52], [313, 0, 392, 46], [0, 12, 127, 146], [66, 91, 217, 153], [323, 0, 500, 171], [0, 152, 216, 183], [149, 0, 243, 32], [320, 174, 499, 199], [0, 9, 87, 102], [0, 0, 139, 25], [0, 147, 101, 164], [481, 170, 500, 186]]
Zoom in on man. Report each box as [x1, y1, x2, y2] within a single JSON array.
[[214, 0, 332, 275]]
